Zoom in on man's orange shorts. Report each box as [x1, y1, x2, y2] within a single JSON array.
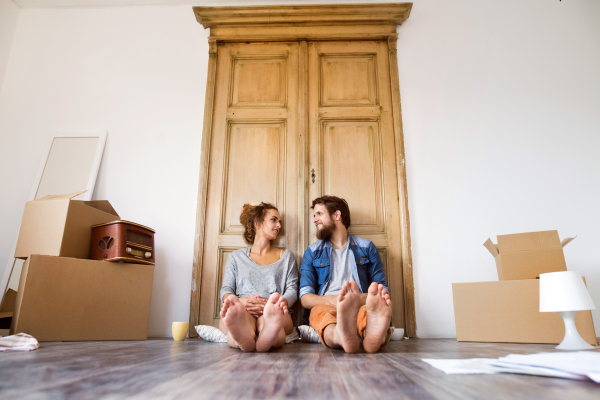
[[308, 304, 392, 349]]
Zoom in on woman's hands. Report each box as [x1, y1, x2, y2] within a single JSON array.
[[240, 295, 268, 317], [227, 295, 289, 318]]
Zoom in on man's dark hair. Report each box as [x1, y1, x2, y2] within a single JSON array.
[[311, 195, 351, 229]]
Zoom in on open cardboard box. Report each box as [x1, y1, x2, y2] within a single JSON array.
[[483, 230, 575, 281], [15, 190, 120, 260], [9, 192, 155, 341], [453, 279, 597, 345], [10, 255, 154, 342]]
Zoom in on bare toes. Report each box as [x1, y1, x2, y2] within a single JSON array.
[[268, 292, 281, 304], [368, 281, 378, 295], [339, 284, 348, 300]]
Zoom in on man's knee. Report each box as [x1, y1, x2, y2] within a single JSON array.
[[308, 304, 337, 327], [311, 304, 336, 315]]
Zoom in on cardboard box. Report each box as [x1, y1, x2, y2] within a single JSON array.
[[0, 289, 17, 329], [10, 255, 154, 342], [483, 230, 576, 280], [15, 191, 119, 260], [453, 279, 597, 345]]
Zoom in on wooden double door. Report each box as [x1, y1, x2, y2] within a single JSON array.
[[197, 40, 406, 329]]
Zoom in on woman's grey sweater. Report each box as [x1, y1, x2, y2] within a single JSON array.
[[219, 247, 299, 307]]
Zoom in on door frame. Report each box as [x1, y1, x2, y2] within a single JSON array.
[[189, 3, 416, 338]]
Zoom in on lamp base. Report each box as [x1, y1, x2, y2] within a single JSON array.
[[555, 311, 595, 350]]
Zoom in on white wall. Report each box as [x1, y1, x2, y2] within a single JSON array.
[[0, 5, 208, 337], [399, 0, 600, 337], [0, 0, 599, 338], [0, 0, 20, 93]]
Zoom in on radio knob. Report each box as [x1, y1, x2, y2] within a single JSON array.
[[145, 252, 152, 259], [126, 247, 132, 254]]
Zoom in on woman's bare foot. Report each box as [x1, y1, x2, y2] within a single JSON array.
[[221, 295, 256, 352], [363, 282, 392, 353], [256, 293, 288, 352], [333, 281, 362, 353]]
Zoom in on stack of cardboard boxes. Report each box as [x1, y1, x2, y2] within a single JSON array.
[[6, 191, 155, 342], [453, 230, 597, 345]]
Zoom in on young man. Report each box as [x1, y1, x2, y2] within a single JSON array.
[[300, 196, 392, 353]]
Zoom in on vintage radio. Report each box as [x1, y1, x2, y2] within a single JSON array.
[[91, 221, 155, 265]]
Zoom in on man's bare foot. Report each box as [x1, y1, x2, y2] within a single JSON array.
[[256, 293, 288, 352], [221, 295, 256, 352], [363, 282, 392, 353], [333, 281, 362, 353]]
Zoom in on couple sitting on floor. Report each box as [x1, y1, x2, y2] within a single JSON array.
[[219, 195, 392, 353]]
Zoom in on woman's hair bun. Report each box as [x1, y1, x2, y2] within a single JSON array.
[[239, 202, 278, 245]]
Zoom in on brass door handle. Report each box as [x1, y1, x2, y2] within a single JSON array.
[[311, 169, 315, 184]]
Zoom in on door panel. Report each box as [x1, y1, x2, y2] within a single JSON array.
[[199, 42, 299, 327], [321, 121, 384, 232], [221, 122, 285, 235], [308, 41, 405, 328], [230, 55, 288, 107], [320, 54, 378, 106], [199, 40, 404, 329]]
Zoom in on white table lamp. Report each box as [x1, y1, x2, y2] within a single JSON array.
[[539, 271, 596, 350]]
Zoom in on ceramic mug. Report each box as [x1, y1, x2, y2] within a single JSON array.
[[172, 322, 189, 341], [390, 327, 404, 341]]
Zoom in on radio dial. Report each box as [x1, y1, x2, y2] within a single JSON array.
[[145, 252, 152, 259], [126, 247, 132, 254]]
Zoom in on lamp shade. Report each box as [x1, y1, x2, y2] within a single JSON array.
[[539, 271, 596, 312]]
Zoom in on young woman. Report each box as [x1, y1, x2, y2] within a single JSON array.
[[218, 202, 298, 352]]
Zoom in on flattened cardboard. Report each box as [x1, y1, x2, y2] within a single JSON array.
[[452, 279, 597, 345], [484, 230, 574, 280], [15, 191, 119, 260], [10, 255, 154, 342]]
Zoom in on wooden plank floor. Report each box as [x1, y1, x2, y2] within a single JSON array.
[[0, 338, 599, 399]]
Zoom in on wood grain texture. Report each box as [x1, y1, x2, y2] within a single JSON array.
[[209, 25, 399, 43], [296, 40, 309, 327], [1, 339, 599, 399], [91, 222, 155, 265], [189, 39, 218, 338], [387, 35, 416, 338], [194, 4, 412, 43], [307, 40, 406, 328], [191, 4, 416, 336], [193, 3, 413, 29], [197, 42, 300, 328]]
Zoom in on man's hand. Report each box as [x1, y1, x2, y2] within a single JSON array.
[[301, 292, 368, 309], [301, 293, 338, 309]]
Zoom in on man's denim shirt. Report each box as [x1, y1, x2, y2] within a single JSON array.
[[299, 234, 389, 300]]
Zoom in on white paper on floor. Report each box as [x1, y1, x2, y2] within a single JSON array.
[[423, 351, 600, 383]]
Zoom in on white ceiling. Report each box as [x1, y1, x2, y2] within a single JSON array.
[[12, 0, 368, 8]]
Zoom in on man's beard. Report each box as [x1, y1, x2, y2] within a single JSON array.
[[316, 220, 336, 242]]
